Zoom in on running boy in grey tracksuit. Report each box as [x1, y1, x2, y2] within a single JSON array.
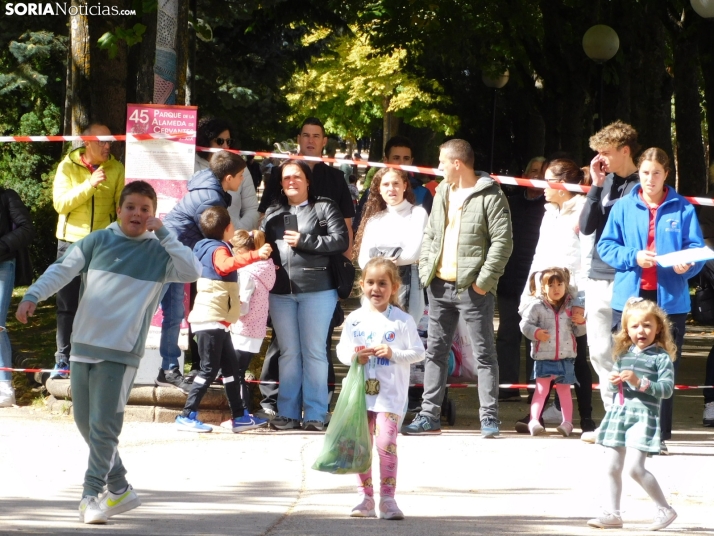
[[16, 181, 201, 525]]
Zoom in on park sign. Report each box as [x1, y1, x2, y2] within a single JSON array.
[[125, 103, 197, 219], [125, 104, 197, 368]]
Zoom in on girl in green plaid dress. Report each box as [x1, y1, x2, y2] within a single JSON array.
[[587, 298, 677, 531]]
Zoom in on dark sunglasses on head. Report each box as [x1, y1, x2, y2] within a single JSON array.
[[214, 137, 233, 147]]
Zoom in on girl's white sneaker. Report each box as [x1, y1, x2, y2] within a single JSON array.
[[649, 506, 677, 531], [350, 495, 376, 517], [557, 421, 574, 437], [0, 380, 15, 407], [528, 419, 545, 436], [587, 510, 623, 529], [379, 497, 404, 520]]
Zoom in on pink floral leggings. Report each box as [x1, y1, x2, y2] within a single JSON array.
[[357, 411, 399, 498]]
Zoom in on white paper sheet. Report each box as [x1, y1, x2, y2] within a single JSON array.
[[655, 247, 714, 267]]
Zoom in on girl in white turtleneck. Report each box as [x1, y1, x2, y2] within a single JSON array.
[[354, 168, 429, 323]]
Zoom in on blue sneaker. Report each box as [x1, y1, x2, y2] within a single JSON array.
[[175, 411, 212, 433], [401, 413, 441, 435], [221, 410, 268, 433], [481, 417, 500, 438], [50, 361, 69, 380]]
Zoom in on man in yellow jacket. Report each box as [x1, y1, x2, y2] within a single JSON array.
[[50, 124, 125, 378]]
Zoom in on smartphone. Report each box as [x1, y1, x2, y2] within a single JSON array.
[[283, 214, 299, 233]]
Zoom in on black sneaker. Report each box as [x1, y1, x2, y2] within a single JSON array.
[[515, 413, 544, 434], [269, 416, 301, 430], [580, 418, 597, 433], [303, 420, 325, 432], [155, 368, 185, 391]]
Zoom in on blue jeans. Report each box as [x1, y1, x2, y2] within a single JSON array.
[[159, 282, 185, 370], [269, 289, 337, 422], [55, 240, 80, 364], [0, 259, 15, 382]]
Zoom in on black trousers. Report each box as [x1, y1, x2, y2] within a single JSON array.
[[705, 344, 714, 404], [496, 293, 524, 397], [235, 349, 256, 411], [259, 302, 341, 411], [183, 329, 244, 419], [55, 240, 81, 364]]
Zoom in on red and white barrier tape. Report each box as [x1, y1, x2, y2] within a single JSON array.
[[1, 132, 713, 205], [197, 146, 714, 208], [0, 132, 194, 143], [2, 368, 711, 390]]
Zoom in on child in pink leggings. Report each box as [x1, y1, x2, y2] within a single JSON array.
[[337, 258, 425, 520], [519, 268, 586, 436]]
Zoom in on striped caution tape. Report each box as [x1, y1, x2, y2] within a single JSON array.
[[1, 132, 713, 206], [2, 368, 711, 390], [197, 146, 714, 207], [0, 132, 194, 143]]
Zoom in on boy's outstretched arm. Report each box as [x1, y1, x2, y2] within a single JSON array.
[[16, 241, 89, 322], [150, 218, 201, 283]]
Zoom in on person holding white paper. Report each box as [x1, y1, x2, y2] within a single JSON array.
[[598, 147, 705, 453]]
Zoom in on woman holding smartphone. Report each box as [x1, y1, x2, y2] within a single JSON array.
[[355, 168, 428, 323], [261, 160, 349, 431]]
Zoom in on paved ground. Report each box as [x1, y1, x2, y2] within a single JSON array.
[[1, 395, 712, 535], [2, 312, 714, 534]]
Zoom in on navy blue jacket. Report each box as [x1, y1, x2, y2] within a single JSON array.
[[598, 184, 704, 314], [163, 169, 232, 249]]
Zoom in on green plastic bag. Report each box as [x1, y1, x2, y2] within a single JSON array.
[[312, 361, 372, 474]]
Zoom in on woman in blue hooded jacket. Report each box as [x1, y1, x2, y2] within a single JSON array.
[[598, 147, 704, 452]]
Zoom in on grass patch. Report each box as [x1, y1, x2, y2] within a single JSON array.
[[7, 286, 57, 405]]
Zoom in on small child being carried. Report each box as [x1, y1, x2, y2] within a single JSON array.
[[588, 298, 678, 531], [336, 257, 425, 520], [519, 267, 586, 437], [229, 229, 276, 414]]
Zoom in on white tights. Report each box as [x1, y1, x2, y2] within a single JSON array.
[[605, 446, 670, 512]]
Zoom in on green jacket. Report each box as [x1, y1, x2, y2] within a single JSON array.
[[53, 148, 125, 242], [419, 176, 513, 294]]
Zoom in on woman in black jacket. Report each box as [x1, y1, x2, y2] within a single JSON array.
[[261, 160, 349, 431], [0, 187, 35, 407]]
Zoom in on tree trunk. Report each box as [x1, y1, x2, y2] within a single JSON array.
[[175, 0, 190, 105], [69, 0, 90, 146], [673, 32, 707, 195], [698, 18, 714, 182], [136, 8, 157, 103], [89, 8, 128, 140]]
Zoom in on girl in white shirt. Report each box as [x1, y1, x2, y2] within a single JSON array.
[[354, 168, 429, 323], [336, 257, 425, 521]]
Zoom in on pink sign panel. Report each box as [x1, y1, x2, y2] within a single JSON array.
[[125, 104, 198, 331]]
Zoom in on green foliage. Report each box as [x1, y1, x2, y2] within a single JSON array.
[[98, 24, 147, 59], [285, 29, 459, 140], [0, 30, 66, 275]]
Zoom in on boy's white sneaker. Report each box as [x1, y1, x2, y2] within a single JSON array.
[[100, 485, 141, 517], [78, 496, 108, 524], [649, 506, 677, 531], [542, 403, 562, 424], [0, 380, 15, 407]]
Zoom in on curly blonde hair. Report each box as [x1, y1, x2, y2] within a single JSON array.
[[612, 299, 677, 361], [589, 120, 640, 155]]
